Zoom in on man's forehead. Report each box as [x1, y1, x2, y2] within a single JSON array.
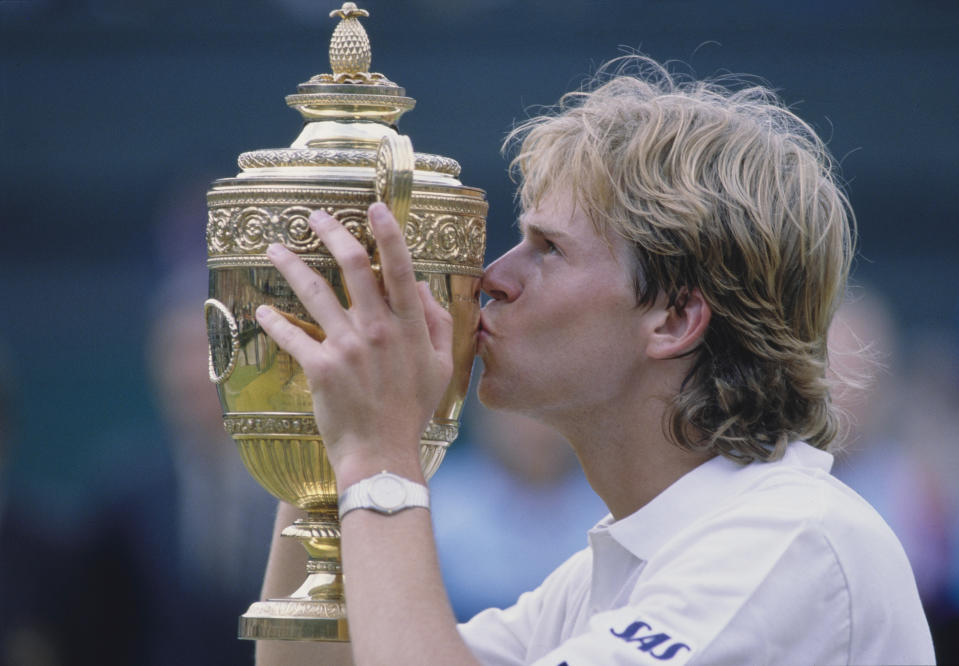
[[518, 202, 596, 244], [518, 207, 574, 236]]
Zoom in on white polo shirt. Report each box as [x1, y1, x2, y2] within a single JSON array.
[[459, 442, 935, 665]]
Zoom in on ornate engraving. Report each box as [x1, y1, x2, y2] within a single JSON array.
[[245, 600, 345, 619], [416, 153, 461, 176], [307, 560, 342, 574], [402, 212, 486, 265], [432, 215, 466, 258], [207, 187, 487, 217], [285, 92, 415, 111], [207, 254, 337, 270], [424, 421, 459, 443], [466, 216, 486, 262], [279, 206, 319, 252], [224, 413, 458, 442], [208, 187, 372, 209], [206, 203, 485, 267], [311, 71, 392, 85], [238, 148, 459, 175], [225, 414, 319, 437], [234, 207, 273, 252], [284, 521, 342, 541], [375, 146, 388, 204], [403, 212, 424, 254], [207, 208, 234, 255], [240, 148, 361, 170], [207, 253, 484, 277]]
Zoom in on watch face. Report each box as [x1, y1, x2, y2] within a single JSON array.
[[369, 474, 407, 511]]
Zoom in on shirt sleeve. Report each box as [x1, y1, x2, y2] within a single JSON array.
[[458, 550, 590, 666]]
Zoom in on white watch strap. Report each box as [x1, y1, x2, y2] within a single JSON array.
[[338, 471, 430, 519]]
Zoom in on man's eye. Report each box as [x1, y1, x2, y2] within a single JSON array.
[[543, 239, 559, 254]]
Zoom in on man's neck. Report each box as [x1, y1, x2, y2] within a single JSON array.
[[546, 390, 714, 521]]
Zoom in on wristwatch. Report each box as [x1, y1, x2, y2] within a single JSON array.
[[338, 471, 430, 519]]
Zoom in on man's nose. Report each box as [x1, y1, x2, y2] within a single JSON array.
[[480, 248, 521, 304]]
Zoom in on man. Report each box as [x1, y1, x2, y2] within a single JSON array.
[[254, 58, 935, 665]]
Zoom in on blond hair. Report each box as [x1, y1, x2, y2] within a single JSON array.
[[506, 57, 855, 462]]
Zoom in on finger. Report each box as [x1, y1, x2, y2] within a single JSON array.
[[266, 242, 350, 337], [256, 304, 324, 362], [369, 202, 424, 321], [273, 308, 326, 342], [417, 281, 453, 359], [309, 210, 385, 316]]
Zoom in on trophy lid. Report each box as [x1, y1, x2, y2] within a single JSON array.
[[285, 2, 415, 125], [231, 2, 463, 185]]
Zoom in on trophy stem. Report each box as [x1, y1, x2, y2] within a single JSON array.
[[239, 510, 349, 641]]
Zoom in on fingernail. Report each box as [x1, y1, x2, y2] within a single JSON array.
[[309, 209, 334, 228], [368, 201, 389, 224], [255, 305, 274, 320], [266, 243, 285, 258]]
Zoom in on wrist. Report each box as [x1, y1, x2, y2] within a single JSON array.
[[338, 471, 430, 520], [330, 441, 426, 490]]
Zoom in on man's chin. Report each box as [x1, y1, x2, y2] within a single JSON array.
[[476, 373, 529, 413], [475, 374, 493, 407], [475, 374, 505, 410]]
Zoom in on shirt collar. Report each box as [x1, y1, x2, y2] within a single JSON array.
[[591, 441, 834, 561]]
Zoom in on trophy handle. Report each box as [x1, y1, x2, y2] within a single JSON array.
[[204, 298, 241, 384], [374, 133, 414, 229]]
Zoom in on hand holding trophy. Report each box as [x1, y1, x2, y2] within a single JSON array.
[[203, 2, 486, 642], [255, 203, 455, 481]]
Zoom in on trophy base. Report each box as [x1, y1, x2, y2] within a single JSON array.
[[239, 599, 349, 642]]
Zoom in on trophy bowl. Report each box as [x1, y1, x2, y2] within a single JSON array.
[[203, 2, 486, 641]]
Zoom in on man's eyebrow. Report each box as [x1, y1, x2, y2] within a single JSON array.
[[520, 220, 571, 242]]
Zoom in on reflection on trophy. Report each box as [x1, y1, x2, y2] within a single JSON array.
[[203, 2, 487, 641]]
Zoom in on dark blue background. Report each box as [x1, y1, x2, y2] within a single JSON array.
[[1, 0, 957, 661], [3, 0, 957, 499]]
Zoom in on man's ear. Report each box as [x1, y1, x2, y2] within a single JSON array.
[[646, 288, 711, 360]]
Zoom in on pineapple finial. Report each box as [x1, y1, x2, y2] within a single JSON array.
[[329, 2, 372, 79], [308, 3, 392, 85]]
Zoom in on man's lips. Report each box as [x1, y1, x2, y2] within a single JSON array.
[[476, 312, 493, 347]]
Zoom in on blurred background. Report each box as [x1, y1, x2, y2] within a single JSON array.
[[1, 0, 957, 663]]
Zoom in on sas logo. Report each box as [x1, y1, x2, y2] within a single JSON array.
[[609, 620, 692, 660]]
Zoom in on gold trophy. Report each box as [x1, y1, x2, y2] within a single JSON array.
[[203, 2, 487, 641]]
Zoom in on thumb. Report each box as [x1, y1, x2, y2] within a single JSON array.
[[416, 281, 453, 360]]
